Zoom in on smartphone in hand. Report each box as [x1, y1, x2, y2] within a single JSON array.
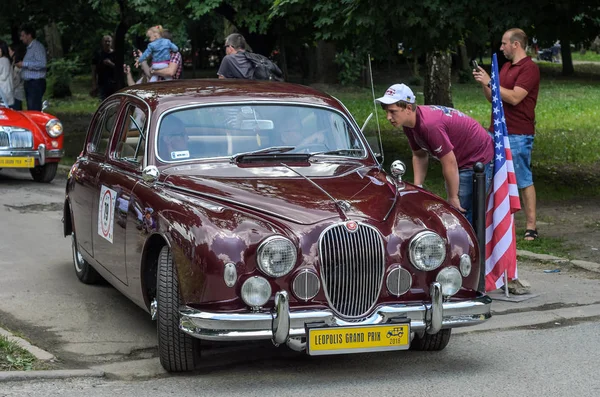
[[471, 60, 479, 71]]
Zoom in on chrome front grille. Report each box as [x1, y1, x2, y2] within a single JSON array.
[[319, 223, 385, 318], [0, 129, 33, 149]]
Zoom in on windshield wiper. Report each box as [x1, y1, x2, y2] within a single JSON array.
[[309, 148, 365, 158], [231, 146, 297, 162]]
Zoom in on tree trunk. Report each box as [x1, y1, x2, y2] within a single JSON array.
[[113, 1, 129, 90], [43, 22, 63, 61], [315, 41, 337, 84], [560, 38, 574, 76], [457, 41, 469, 71], [424, 51, 453, 106], [278, 35, 288, 81]]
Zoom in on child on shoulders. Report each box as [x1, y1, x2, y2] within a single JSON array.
[[135, 25, 178, 82]]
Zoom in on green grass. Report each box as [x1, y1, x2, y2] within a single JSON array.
[[515, 228, 576, 258], [571, 51, 600, 63], [0, 335, 38, 371], [331, 62, 600, 201]]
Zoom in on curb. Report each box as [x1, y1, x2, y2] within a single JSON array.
[[0, 369, 105, 382], [517, 250, 600, 273], [0, 327, 54, 361]]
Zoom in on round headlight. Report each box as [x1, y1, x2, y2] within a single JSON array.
[[241, 276, 272, 308], [292, 270, 320, 301], [459, 254, 472, 277], [46, 119, 63, 138], [409, 231, 446, 271], [257, 236, 297, 277], [436, 267, 462, 297]]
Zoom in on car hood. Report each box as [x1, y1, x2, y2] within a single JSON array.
[[162, 161, 401, 225], [0, 107, 34, 128]]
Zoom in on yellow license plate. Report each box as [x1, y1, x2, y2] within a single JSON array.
[[0, 157, 35, 168], [307, 323, 410, 355]]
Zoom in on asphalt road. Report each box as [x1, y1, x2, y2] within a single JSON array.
[[2, 321, 600, 396], [1, 167, 600, 394]]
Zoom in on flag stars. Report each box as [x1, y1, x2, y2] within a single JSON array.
[[493, 107, 500, 115], [492, 95, 499, 103], [496, 153, 504, 161], [495, 142, 503, 149], [494, 119, 501, 126]]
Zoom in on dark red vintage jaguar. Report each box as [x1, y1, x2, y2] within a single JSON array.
[[63, 79, 491, 372]]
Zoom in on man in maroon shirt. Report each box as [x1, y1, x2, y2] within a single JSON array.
[[376, 83, 493, 224], [473, 28, 540, 241]]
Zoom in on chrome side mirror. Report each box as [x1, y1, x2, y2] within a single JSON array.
[[142, 165, 160, 184], [42, 100, 50, 112], [390, 160, 406, 182]]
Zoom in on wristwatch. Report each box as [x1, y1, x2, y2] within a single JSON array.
[[487, 81, 492, 88]]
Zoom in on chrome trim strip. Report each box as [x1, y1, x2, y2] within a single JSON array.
[[179, 294, 492, 341], [153, 101, 369, 164]]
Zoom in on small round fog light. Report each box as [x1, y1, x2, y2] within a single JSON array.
[[436, 267, 462, 297], [223, 262, 237, 287], [241, 276, 272, 308], [459, 254, 472, 277]]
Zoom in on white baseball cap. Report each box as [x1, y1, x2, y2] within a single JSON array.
[[375, 83, 416, 105]]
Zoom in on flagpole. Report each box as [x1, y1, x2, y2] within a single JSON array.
[[504, 270, 509, 297]]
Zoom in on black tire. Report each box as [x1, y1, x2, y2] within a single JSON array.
[[72, 233, 101, 284], [30, 162, 58, 183], [157, 245, 199, 372], [410, 329, 451, 351]]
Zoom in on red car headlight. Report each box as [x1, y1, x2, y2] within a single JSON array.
[[46, 119, 63, 138]]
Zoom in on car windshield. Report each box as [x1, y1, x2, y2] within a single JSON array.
[[156, 104, 366, 162]]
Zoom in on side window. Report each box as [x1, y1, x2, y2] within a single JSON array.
[[114, 104, 147, 166], [89, 103, 120, 155]]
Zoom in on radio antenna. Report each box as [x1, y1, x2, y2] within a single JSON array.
[[368, 53, 383, 168]]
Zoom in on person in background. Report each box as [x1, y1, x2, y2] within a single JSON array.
[[473, 28, 540, 241], [8, 43, 26, 110], [91, 35, 117, 100], [217, 33, 253, 79], [376, 83, 494, 225], [0, 40, 14, 107], [135, 25, 178, 82], [16, 25, 47, 111], [130, 29, 182, 84]]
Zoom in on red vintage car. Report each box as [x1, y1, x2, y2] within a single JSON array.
[[0, 101, 64, 182], [63, 80, 491, 373]]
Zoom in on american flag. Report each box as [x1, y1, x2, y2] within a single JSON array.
[[484, 53, 521, 292]]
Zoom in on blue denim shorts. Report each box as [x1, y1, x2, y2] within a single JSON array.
[[508, 134, 534, 189], [457, 162, 493, 225]]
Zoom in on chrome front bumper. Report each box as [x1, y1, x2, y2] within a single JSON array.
[[180, 282, 492, 345], [0, 144, 64, 166]]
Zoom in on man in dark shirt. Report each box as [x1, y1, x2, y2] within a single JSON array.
[[473, 28, 540, 242], [91, 35, 116, 100], [217, 33, 253, 79]]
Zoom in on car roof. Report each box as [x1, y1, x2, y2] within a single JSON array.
[[115, 79, 346, 113]]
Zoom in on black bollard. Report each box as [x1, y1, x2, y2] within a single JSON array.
[[472, 162, 486, 292]]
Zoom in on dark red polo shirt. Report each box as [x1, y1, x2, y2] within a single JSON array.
[[491, 57, 540, 135]]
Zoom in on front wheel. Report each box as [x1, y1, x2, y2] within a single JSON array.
[[410, 329, 451, 351], [157, 245, 200, 372], [30, 162, 58, 183], [72, 233, 101, 284]]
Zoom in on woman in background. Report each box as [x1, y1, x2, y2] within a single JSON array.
[[8, 43, 26, 110], [0, 40, 14, 107]]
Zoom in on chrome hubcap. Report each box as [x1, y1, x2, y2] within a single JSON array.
[[72, 233, 84, 273]]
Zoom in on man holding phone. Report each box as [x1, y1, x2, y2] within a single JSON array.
[[376, 84, 494, 225], [473, 28, 540, 241]]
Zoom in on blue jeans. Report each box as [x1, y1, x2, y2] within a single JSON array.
[[24, 79, 46, 111], [9, 99, 23, 111], [508, 135, 534, 189], [458, 163, 493, 225]]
